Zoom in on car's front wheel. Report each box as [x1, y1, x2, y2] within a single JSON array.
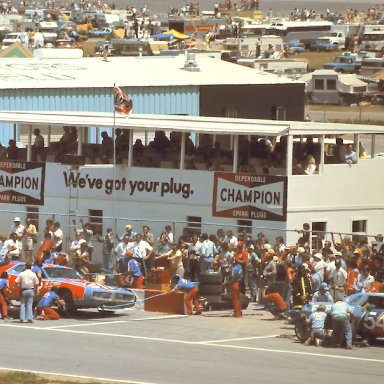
[[59, 290, 77, 316]]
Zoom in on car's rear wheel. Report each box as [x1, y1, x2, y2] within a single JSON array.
[[59, 290, 77, 316]]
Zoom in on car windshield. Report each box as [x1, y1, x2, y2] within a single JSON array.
[[43, 267, 82, 279]]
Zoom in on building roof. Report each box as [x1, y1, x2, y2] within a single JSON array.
[[0, 55, 303, 90], [0, 110, 383, 136]]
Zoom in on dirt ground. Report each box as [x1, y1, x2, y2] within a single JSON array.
[[0, 371, 126, 384]]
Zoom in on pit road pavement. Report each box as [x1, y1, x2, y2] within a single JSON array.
[[2, 303, 383, 384]]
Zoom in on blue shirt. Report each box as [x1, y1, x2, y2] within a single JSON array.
[[174, 279, 199, 292], [38, 291, 59, 308], [32, 265, 42, 276], [309, 311, 327, 329], [0, 278, 8, 291], [331, 301, 353, 317], [232, 263, 243, 282], [128, 258, 142, 277]]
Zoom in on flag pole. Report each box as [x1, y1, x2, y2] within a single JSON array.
[[113, 83, 117, 261]]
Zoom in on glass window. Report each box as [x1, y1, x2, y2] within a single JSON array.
[[326, 79, 336, 90], [89, 209, 102, 236], [314, 79, 324, 90], [187, 216, 201, 236]]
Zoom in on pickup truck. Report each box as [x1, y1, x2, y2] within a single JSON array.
[[309, 37, 340, 52], [322, 54, 362, 73]]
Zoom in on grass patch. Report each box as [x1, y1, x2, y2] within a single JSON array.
[[0, 371, 128, 384], [294, 50, 343, 71]]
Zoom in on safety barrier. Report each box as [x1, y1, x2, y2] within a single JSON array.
[[131, 288, 186, 315]]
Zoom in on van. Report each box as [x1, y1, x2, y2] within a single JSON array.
[[1, 32, 28, 49]]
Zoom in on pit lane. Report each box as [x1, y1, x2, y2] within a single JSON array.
[[1, 303, 383, 384]]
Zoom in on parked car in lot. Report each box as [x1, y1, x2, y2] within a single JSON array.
[[309, 37, 340, 52], [88, 27, 113, 37], [293, 292, 384, 344], [0, 262, 136, 315], [286, 39, 306, 54]]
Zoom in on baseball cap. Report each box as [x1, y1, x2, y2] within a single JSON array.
[[264, 243, 272, 250], [334, 251, 342, 257], [125, 224, 132, 230], [297, 247, 305, 253], [313, 252, 323, 260], [301, 263, 309, 270], [319, 282, 329, 291], [14, 217, 20, 222], [267, 249, 275, 255]]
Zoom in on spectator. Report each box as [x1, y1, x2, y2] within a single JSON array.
[[142, 225, 155, 247], [247, 244, 260, 302], [73, 241, 90, 276], [158, 225, 174, 246], [114, 235, 131, 273], [156, 243, 184, 277], [23, 217, 37, 264], [2, 233, 21, 262], [296, 223, 310, 247], [10, 217, 25, 241], [100, 131, 113, 160], [52, 222, 63, 252], [32, 128, 45, 161], [200, 233, 217, 273], [130, 233, 153, 276], [344, 143, 357, 164], [6, 139, 18, 160], [116, 224, 137, 242], [304, 155, 316, 175], [77, 219, 94, 260], [330, 259, 347, 300], [184, 233, 202, 282], [97, 227, 114, 272]]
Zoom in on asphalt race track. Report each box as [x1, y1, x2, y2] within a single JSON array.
[[1, 303, 383, 384]]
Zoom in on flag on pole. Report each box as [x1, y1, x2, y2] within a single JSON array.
[[114, 86, 133, 115]]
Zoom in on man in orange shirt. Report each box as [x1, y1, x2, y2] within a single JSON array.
[[262, 285, 288, 320]]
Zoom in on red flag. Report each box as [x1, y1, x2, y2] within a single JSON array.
[[114, 86, 133, 115]]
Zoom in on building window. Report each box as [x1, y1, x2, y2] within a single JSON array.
[[89, 209, 103, 236], [26, 207, 39, 232], [237, 220, 252, 236], [314, 79, 324, 90], [187, 216, 201, 236], [271, 105, 286, 120], [352, 219, 367, 243], [327, 79, 336, 90], [311, 221, 326, 251], [352, 219, 367, 233]]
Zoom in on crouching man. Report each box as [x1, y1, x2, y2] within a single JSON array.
[[170, 275, 201, 316], [35, 286, 65, 320], [304, 305, 327, 346], [262, 285, 288, 320]]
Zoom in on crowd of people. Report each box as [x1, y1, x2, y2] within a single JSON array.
[[0, 215, 383, 335]]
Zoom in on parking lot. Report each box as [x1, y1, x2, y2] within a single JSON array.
[[2, 302, 384, 384]]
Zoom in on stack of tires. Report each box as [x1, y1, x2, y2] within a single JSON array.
[[198, 271, 223, 310]]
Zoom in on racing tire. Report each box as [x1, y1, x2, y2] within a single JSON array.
[[198, 272, 223, 284], [295, 318, 311, 342], [59, 290, 77, 316], [199, 285, 223, 296]]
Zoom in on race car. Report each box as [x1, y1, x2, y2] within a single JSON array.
[[0, 262, 136, 315], [293, 292, 384, 344]]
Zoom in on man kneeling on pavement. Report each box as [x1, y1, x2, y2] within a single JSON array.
[[35, 286, 65, 320]]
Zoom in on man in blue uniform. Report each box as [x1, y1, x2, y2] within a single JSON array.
[[171, 275, 201, 315]]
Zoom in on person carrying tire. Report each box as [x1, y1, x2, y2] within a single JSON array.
[[170, 275, 201, 315], [35, 286, 65, 320]]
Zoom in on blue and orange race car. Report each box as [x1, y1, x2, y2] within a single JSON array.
[[1, 262, 136, 315]]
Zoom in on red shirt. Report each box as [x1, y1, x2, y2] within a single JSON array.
[[265, 292, 287, 311]]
